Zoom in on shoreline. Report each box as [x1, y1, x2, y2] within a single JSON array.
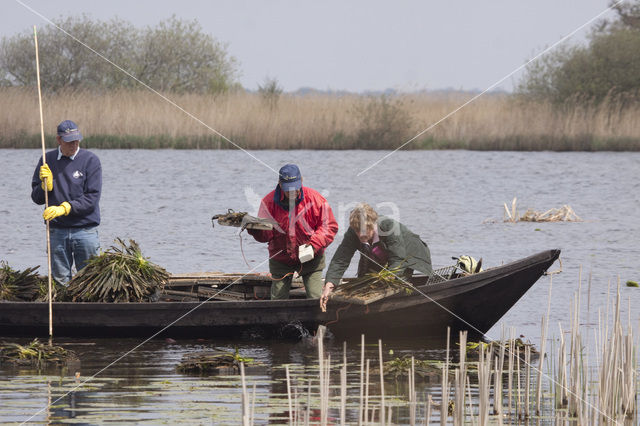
[[2, 134, 638, 151]]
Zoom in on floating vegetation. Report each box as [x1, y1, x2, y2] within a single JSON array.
[[464, 337, 538, 361], [502, 197, 582, 222], [67, 238, 169, 302], [384, 355, 443, 381], [177, 348, 254, 375], [520, 205, 582, 222], [627, 280, 638, 287], [329, 267, 412, 307], [0, 261, 48, 301], [0, 338, 77, 368]]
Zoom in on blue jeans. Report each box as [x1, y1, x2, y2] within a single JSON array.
[[49, 226, 100, 285]]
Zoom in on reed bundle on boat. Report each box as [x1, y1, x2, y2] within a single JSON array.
[[0, 261, 51, 301], [67, 238, 169, 302], [331, 268, 413, 304]]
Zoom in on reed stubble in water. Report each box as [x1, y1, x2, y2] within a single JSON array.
[[232, 279, 637, 425]]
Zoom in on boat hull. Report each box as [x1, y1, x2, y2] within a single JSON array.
[[0, 250, 560, 340]]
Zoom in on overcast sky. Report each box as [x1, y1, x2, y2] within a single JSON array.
[[4, 0, 617, 93]]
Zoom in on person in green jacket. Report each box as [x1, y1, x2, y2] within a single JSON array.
[[320, 202, 433, 311]]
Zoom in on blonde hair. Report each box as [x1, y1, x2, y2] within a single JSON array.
[[349, 203, 378, 234]]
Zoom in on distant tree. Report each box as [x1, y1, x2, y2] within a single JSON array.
[[517, 0, 640, 104], [133, 16, 239, 94], [610, 0, 640, 30], [0, 15, 240, 94], [258, 76, 283, 109], [0, 15, 125, 90]]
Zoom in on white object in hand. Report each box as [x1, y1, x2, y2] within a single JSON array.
[[298, 244, 314, 263]]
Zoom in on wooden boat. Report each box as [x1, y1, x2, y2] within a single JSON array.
[[0, 249, 560, 340]]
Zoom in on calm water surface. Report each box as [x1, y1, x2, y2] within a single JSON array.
[[1, 149, 639, 423]]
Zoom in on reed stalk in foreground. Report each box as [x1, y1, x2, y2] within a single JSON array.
[[3, 88, 640, 150], [556, 323, 568, 408], [535, 315, 547, 415], [408, 356, 416, 425], [378, 339, 386, 425], [340, 342, 347, 425], [454, 331, 467, 423], [364, 359, 370, 424], [240, 362, 252, 426], [494, 331, 505, 416], [285, 365, 292, 424], [440, 328, 451, 426], [359, 334, 364, 426], [477, 341, 492, 424]]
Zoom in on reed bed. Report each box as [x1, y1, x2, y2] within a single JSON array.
[[2, 88, 640, 150], [232, 276, 637, 424]]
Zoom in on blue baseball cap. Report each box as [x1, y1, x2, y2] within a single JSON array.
[[57, 120, 83, 142], [278, 164, 302, 191]]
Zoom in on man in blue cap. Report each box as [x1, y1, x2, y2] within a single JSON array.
[[247, 164, 338, 299], [31, 120, 102, 285]]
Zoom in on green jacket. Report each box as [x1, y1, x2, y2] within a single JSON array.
[[324, 216, 433, 285]]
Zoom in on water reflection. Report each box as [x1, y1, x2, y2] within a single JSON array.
[[0, 335, 448, 423], [1, 330, 638, 424]]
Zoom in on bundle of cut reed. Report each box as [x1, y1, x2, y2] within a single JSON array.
[[212, 209, 247, 227], [67, 238, 169, 302], [0, 261, 49, 301], [331, 268, 413, 304]]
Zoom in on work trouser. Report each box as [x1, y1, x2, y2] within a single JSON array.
[[49, 226, 100, 285], [268, 254, 325, 300]]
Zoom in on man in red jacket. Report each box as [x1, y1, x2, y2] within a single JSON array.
[[248, 164, 338, 299]]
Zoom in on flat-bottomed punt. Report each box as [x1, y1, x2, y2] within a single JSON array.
[[0, 249, 560, 340]]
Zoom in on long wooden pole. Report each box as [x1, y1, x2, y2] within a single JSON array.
[[33, 26, 53, 339]]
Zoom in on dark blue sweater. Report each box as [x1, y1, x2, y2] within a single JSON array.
[[31, 148, 102, 228]]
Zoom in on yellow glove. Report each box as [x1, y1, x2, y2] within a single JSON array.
[[43, 202, 71, 221], [39, 164, 53, 191]]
